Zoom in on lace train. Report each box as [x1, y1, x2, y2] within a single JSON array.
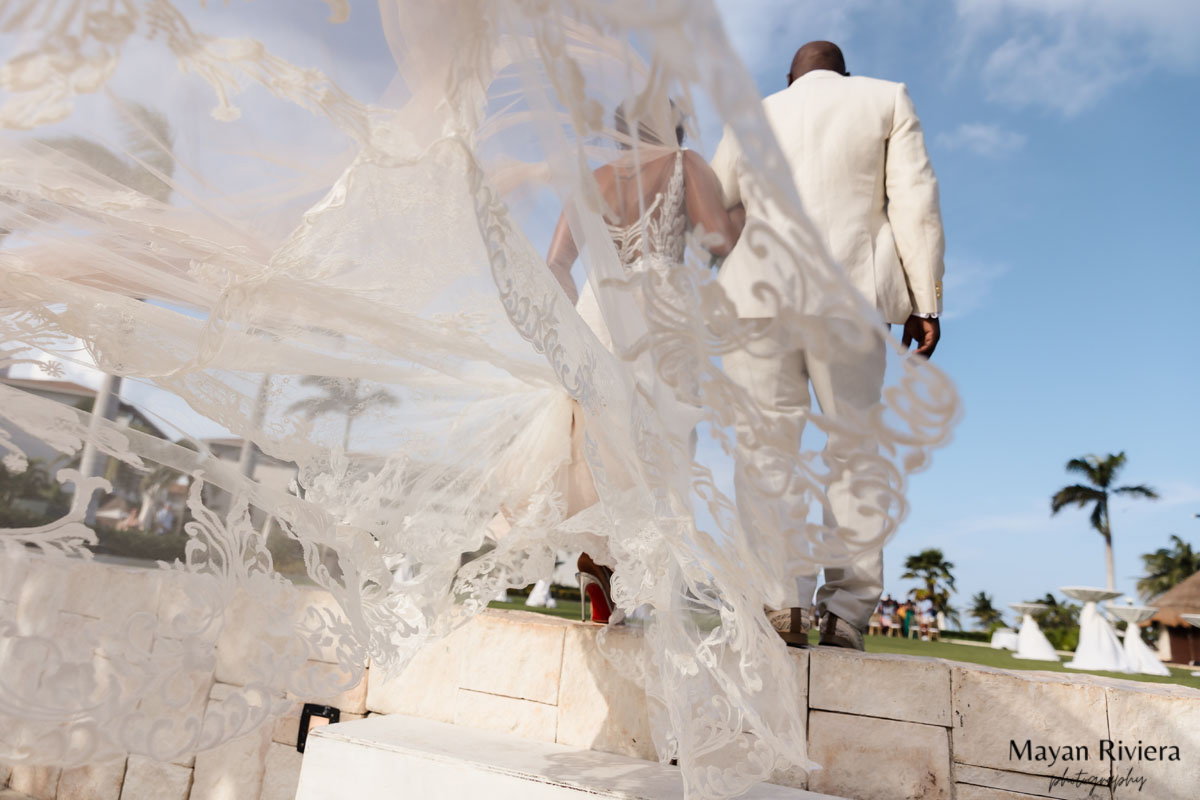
[[0, 2, 958, 797]]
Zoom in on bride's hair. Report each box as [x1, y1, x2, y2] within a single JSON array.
[[613, 99, 685, 147]]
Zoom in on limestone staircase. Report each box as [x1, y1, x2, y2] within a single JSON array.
[[295, 714, 844, 800]]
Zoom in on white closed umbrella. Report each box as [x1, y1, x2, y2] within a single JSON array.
[[1107, 601, 1169, 676], [1010, 603, 1059, 662]]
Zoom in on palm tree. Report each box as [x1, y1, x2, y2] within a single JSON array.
[[902, 548, 956, 614], [287, 377, 398, 452], [968, 591, 1004, 631], [1050, 452, 1158, 591], [1138, 534, 1200, 601]]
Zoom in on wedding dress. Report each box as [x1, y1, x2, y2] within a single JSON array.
[[575, 150, 703, 437], [0, 2, 959, 798], [578, 151, 687, 348]]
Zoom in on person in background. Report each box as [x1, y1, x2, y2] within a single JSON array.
[[879, 593, 897, 636], [154, 505, 175, 536]]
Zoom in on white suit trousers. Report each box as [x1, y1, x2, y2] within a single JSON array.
[[723, 325, 887, 630]]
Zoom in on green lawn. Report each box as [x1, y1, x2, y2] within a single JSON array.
[[489, 598, 584, 620], [854, 632, 1200, 689], [491, 600, 1200, 690]]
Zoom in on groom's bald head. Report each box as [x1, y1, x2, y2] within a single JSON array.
[[788, 41, 847, 84]]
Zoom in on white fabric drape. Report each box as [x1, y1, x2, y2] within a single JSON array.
[[0, 2, 959, 797]]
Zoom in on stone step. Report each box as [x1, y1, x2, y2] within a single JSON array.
[[295, 714, 843, 800]]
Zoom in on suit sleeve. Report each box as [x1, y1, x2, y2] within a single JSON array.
[[709, 127, 742, 209], [885, 83, 945, 316]]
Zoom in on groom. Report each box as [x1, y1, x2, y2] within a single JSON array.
[[712, 41, 945, 649]]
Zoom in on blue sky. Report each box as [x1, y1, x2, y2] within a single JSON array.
[[710, 0, 1200, 620], [10, 1, 1197, 626]]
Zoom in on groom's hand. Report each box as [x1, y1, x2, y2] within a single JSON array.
[[901, 315, 940, 358]]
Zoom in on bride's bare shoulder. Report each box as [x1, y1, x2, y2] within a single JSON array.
[[680, 148, 719, 179], [592, 162, 616, 181]]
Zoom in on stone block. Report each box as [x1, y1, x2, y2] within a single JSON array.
[[789, 647, 810, 708], [769, 762, 810, 793], [213, 586, 366, 687], [133, 638, 216, 767], [952, 666, 1109, 777], [767, 650, 810, 790], [155, 571, 219, 639], [213, 589, 276, 687], [295, 713, 828, 800], [190, 685, 275, 800], [1106, 682, 1200, 800], [120, 756, 192, 800], [13, 558, 71, 636], [453, 688, 557, 743], [956, 785, 1053, 800], [209, 681, 240, 701], [258, 743, 304, 800], [555, 624, 655, 760], [0, 551, 28, 603], [365, 623, 472, 720], [57, 759, 126, 800], [272, 707, 303, 748], [955, 764, 1099, 800], [286, 660, 367, 714], [0, 761, 11, 787], [292, 588, 360, 666], [191, 726, 272, 800], [62, 561, 163, 626], [6, 766, 59, 800], [459, 610, 569, 705], [54, 611, 102, 656], [807, 710, 951, 800], [810, 647, 950, 726]]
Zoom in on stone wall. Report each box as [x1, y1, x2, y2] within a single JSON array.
[[4, 559, 1199, 800], [366, 611, 1200, 800]]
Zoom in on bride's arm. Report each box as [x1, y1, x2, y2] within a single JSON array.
[[545, 209, 580, 305], [682, 150, 739, 257]]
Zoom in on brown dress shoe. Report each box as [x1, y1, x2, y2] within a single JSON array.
[[766, 607, 811, 648], [818, 611, 865, 651]]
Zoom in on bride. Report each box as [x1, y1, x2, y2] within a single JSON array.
[[544, 100, 740, 623], [0, 2, 957, 797]]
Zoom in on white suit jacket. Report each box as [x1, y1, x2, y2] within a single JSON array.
[[711, 70, 944, 323]]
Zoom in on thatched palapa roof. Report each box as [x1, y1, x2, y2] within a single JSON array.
[[1148, 570, 1200, 627]]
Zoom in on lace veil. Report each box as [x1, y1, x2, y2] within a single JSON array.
[[0, 2, 958, 797]]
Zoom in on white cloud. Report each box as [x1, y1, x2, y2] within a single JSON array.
[[936, 123, 1026, 157], [715, 1, 1200, 117], [953, 0, 1200, 115]]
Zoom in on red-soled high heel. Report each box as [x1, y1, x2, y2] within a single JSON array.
[[576, 553, 614, 624], [578, 571, 613, 623]]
